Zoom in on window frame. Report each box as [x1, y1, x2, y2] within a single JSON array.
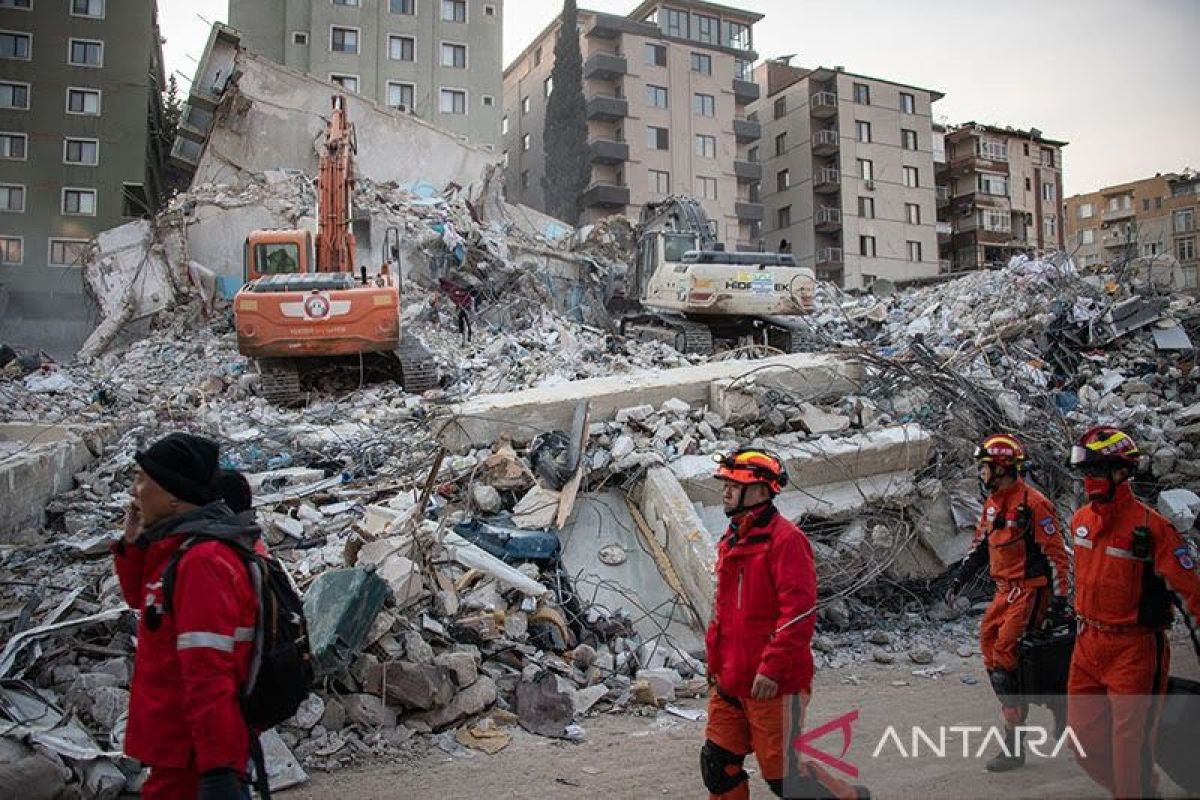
[[776, 169, 790, 192], [645, 43, 667, 67], [48, 238, 90, 267], [0, 80, 30, 110], [0, 235, 23, 265], [61, 186, 97, 216], [646, 84, 668, 109], [858, 158, 873, 181], [292, 31, 310, 45], [695, 133, 716, 159], [63, 136, 100, 166], [647, 126, 669, 151], [521, 133, 530, 151], [440, 40, 468, 69], [67, 37, 104, 67], [852, 83, 870, 105], [0, 1, 32, 11], [329, 26, 360, 54], [860, 234, 876, 257], [858, 196, 875, 219], [777, 205, 791, 229], [856, 120, 871, 143], [389, 0, 416, 13], [521, 95, 530, 115], [386, 81, 415, 110], [329, 73, 360, 93], [0, 30, 32, 61], [388, 34, 416, 62], [905, 202, 920, 225], [906, 240, 922, 262], [441, 0, 466, 23], [899, 92, 915, 114], [649, 168, 670, 195], [64, 85, 100, 115], [901, 128, 917, 151], [693, 92, 715, 117], [0, 182, 25, 213], [698, 175, 718, 200], [438, 86, 467, 115], [70, 0, 104, 18], [774, 132, 786, 157], [690, 52, 712, 75], [903, 165, 919, 188], [0, 131, 26, 160]]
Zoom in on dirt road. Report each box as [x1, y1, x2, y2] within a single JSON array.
[[294, 640, 1198, 800]]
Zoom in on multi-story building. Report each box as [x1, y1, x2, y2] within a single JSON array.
[[0, 0, 167, 355], [229, 0, 503, 150], [751, 60, 942, 289], [1064, 171, 1199, 283], [502, 1, 763, 246], [936, 122, 1066, 271]]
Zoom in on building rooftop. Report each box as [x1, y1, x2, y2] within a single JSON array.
[[948, 121, 1068, 148], [627, 0, 765, 25]]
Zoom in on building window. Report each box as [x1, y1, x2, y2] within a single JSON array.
[[390, 0, 415, 12], [65, 87, 100, 114], [856, 120, 871, 143], [0, 184, 25, 212], [901, 129, 917, 150], [724, 20, 750, 50], [1173, 209, 1195, 234], [533, 47, 541, 66], [521, 96, 530, 114], [484, 5, 495, 16], [501, 150, 508, 167], [1024, 177, 1031, 192], [0, 31, 31, 60], [906, 202, 920, 224], [501, 115, 508, 134], [1042, 182, 1055, 202], [1177, 237, 1196, 262], [647, 126, 669, 151], [49, 239, 89, 266], [1, 81, 29, 109], [441, 0, 465, 22], [330, 74, 359, 92], [71, 0, 104, 17], [734, 58, 752, 82], [690, 52, 711, 75], [0, 1, 32, 9], [1107, 194, 1132, 211], [899, 92, 915, 113], [860, 235, 876, 257], [694, 93, 715, 117], [0, 236, 22, 264], [1081, 229, 1095, 245], [333, 0, 360, 5], [387, 35, 415, 61], [695, 133, 716, 158], [858, 196, 874, 218], [903, 166, 919, 188], [774, 133, 786, 156], [664, 8, 687, 37], [773, 97, 786, 120], [64, 137, 99, 165], [646, 85, 668, 108], [292, 32, 309, 45], [520, 170, 529, 190], [387, 81, 414, 110], [441, 42, 467, 68], [696, 14, 718, 44], [1079, 202, 1093, 219], [68, 38, 103, 66], [853, 83, 870, 105], [977, 137, 1007, 160], [981, 209, 1010, 232], [858, 158, 873, 181], [439, 88, 466, 114], [330, 27, 358, 53], [645, 43, 666, 66], [698, 176, 718, 200], [1040, 147, 1055, 168], [1142, 198, 1151, 212], [650, 168, 670, 195], [907, 240, 922, 261], [62, 187, 96, 216], [521, 133, 530, 151], [776, 169, 790, 192], [748, 145, 758, 163], [1043, 215, 1057, 238], [777, 205, 791, 229], [0, 132, 25, 160]]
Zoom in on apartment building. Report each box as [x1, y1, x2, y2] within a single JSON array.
[[1064, 171, 1199, 284], [502, 1, 763, 246], [229, 0, 503, 150], [0, 0, 167, 355], [751, 60, 942, 289], [936, 122, 1066, 271]]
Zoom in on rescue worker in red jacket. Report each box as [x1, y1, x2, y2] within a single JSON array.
[[703, 449, 868, 800], [111, 433, 257, 800], [947, 433, 1071, 771], [1066, 426, 1200, 799]]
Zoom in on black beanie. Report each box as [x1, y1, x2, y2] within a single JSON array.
[[135, 432, 220, 506]]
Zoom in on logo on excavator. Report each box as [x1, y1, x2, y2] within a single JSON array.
[[304, 294, 331, 319]]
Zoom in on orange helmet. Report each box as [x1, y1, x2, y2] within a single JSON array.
[[974, 433, 1027, 472], [1070, 426, 1140, 472], [713, 449, 789, 495]]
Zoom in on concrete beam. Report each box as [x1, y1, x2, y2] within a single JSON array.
[[635, 467, 718, 626], [436, 353, 864, 450]]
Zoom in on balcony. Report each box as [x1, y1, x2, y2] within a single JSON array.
[[976, 228, 1014, 245], [810, 91, 838, 118], [815, 206, 842, 232], [814, 167, 840, 193], [937, 221, 952, 239], [733, 117, 761, 143], [816, 247, 843, 267], [581, 182, 630, 209], [936, 186, 950, 207], [734, 160, 762, 182], [1103, 205, 1135, 223], [812, 128, 839, 156], [944, 154, 1009, 178], [735, 202, 764, 222], [583, 52, 627, 81], [585, 94, 629, 121], [589, 138, 629, 164], [1104, 230, 1136, 249], [733, 79, 760, 104]]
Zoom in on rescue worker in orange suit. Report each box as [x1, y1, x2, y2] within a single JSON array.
[[111, 433, 257, 800], [1066, 426, 1200, 799], [947, 433, 1071, 771], [703, 449, 869, 800]]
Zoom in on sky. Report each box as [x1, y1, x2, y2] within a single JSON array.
[[159, 0, 1199, 197]]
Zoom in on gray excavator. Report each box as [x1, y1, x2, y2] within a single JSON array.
[[618, 195, 817, 354]]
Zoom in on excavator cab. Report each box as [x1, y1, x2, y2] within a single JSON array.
[[244, 230, 312, 282]]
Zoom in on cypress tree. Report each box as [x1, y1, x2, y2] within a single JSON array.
[[541, 0, 591, 225]]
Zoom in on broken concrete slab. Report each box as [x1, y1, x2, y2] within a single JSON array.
[[516, 671, 576, 738], [342, 693, 398, 728], [1158, 488, 1200, 531], [364, 661, 455, 710], [303, 568, 389, 676], [436, 353, 864, 450], [511, 484, 561, 530], [412, 675, 497, 731]]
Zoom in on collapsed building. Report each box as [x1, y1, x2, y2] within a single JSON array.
[[2, 24, 1200, 800]]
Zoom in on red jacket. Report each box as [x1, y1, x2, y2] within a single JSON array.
[[705, 506, 817, 698], [112, 505, 258, 773], [959, 478, 1070, 596]]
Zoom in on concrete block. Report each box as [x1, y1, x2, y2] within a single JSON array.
[[636, 467, 718, 626]]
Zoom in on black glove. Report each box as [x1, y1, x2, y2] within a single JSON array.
[[1045, 596, 1072, 627], [197, 768, 245, 800]]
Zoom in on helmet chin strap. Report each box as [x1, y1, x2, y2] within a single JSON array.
[[981, 464, 1012, 494], [725, 485, 772, 519]]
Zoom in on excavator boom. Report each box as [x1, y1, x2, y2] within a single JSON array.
[[315, 94, 357, 273]]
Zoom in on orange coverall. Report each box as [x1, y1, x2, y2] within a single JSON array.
[[1067, 481, 1200, 799], [957, 478, 1070, 723]]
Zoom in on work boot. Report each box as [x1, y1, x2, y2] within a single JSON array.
[[986, 726, 1025, 772]]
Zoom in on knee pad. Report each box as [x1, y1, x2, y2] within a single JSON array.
[[989, 668, 1019, 704], [701, 740, 748, 795], [765, 777, 784, 797]]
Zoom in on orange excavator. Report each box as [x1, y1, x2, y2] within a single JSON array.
[[233, 95, 436, 402]]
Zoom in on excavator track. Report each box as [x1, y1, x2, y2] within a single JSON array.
[[395, 332, 439, 394], [257, 359, 304, 406], [620, 313, 714, 355]]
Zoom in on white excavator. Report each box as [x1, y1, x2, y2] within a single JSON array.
[[619, 195, 817, 354]]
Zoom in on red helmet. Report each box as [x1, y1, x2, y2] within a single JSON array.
[[713, 448, 789, 495], [1070, 426, 1140, 471], [974, 433, 1027, 471]]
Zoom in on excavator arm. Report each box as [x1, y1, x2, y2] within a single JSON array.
[[637, 194, 719, 250], [315, 94, 357, 274]]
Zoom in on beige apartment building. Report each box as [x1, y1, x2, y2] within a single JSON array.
[[936, 122, 1066, 271], [751, 60, 942, 289], [229, 0, 503, 150], [0, 0, 167, 356], [1064, 171, 1199, 284], [502, 1, 763, 246]]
